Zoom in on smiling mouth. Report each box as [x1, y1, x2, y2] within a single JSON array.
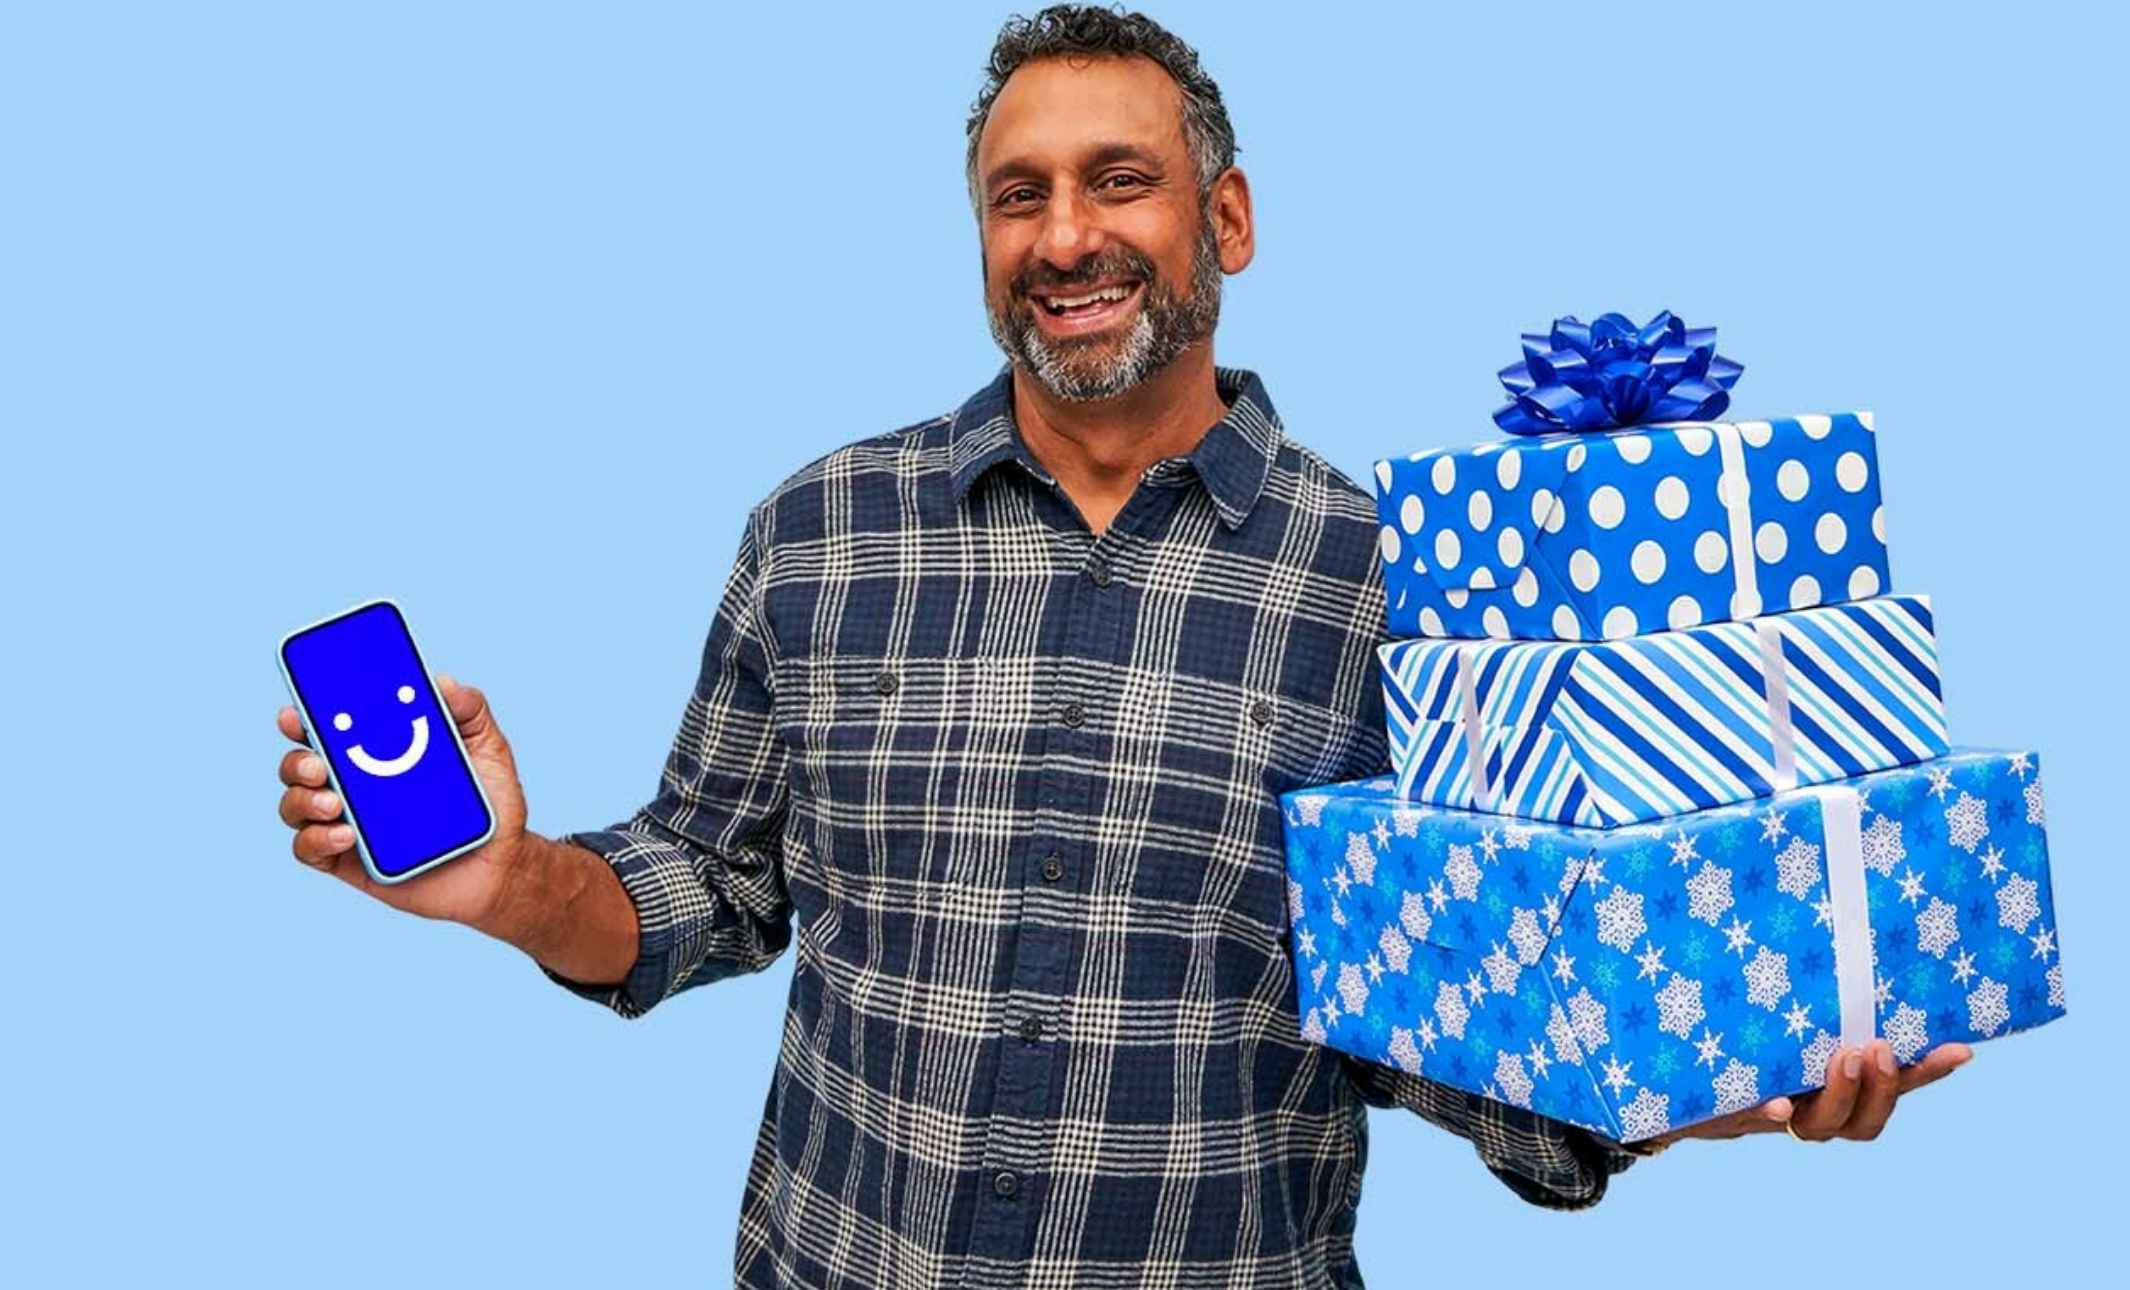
[[1028, 280, 1143, 334], [347, 715, 430, 777]]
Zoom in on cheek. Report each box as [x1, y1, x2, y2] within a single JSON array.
[[981, 229, 1025, 286], [1157, 220, 1206, 277], [1111, 215, 1192, 283], [983, 281, 1022, 326], [979, 261, 1015, 311]]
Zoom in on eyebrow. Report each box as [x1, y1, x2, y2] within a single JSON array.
[[983, 141, 1168, 191]]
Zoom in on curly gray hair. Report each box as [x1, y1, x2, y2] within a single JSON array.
[[963, 4, 1238, 220]]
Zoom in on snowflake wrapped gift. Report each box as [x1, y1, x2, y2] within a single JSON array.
[[1381, 594, 1947, 827], [1373, 412, 1890, 641], [1280, 748, 2065, 1142]]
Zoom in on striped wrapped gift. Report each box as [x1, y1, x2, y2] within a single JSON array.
[[1380, 594, 1947, 826]]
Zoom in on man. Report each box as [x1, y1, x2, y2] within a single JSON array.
[[272, 7, 1972, 1287]]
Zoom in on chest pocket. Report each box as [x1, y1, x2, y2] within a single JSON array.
[[1108, 671, 1364, 953], [783, 651, 1033, 894]]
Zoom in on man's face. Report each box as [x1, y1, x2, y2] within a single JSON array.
[[975, 55, 1222, 403]]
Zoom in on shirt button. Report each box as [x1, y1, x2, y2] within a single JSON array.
[[993, 1170, 1019, 1198], [1087, 557, 1112, 587], [873, 670, 899, 696], [1060, 700, 1084, 728], [1251, 699, 1274, 727], [1019, 1016, 1044, 1043], [1040, 855, 1064, 881]]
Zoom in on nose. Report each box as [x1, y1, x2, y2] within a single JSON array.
[[1033, 187, 1104, 273]]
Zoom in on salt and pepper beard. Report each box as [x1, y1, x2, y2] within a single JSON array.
[[985, 215, 1223, 403]]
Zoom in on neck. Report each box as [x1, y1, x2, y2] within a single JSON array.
[[1009, 343, 1229, 535]]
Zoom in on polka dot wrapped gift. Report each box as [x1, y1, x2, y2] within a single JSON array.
[[1278, 749, 2066, 1142], [1380, 594, 1948, 827], [1374, 413, 1890, 640]]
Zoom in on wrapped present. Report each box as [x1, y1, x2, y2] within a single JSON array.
[[1381, 594, 1948, 827], [1280, 749, 2065, 1141], [1375, 414, 1889, 640], [1374, 312, 1887, 640]]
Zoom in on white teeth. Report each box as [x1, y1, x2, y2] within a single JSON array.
[[1047, 284, 1133, 310]]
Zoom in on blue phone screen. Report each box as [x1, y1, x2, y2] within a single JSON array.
[[281, 602, 492, 879]]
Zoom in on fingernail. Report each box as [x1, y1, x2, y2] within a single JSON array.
[[331, 826, 354, 848], [314, 791, 339, 814], [302, 756, 323, 779], [1876, 1043, 1896, 1076], [1952, 1047, 1973, 1067], [1843, 1050, 1864, 1079]]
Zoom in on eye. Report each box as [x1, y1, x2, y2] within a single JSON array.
[[333, 712, 353, 731], [1101, 173, 1142, 190], [398, 685, 415, 703]]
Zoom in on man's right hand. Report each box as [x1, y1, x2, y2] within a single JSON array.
[[275, 674, 531, 930]]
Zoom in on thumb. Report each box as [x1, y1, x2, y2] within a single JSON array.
[[435, 673, 501, 747]]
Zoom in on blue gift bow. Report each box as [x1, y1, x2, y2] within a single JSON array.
[[1493, 310, 1744, 434]]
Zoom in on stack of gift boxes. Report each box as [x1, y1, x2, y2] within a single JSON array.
[[1280, 315, 2067, 1142]]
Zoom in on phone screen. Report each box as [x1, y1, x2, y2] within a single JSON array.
[[279, 601, 493, 880]]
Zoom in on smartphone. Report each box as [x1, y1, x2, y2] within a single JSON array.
[[277, 599, 495, 884]]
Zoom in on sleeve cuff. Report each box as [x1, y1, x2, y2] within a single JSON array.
[[1480, 1128, 1637, 1212], [536, 825, 722, 1019]]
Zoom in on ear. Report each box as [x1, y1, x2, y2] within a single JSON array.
[[1208, 165, 1254, 274]]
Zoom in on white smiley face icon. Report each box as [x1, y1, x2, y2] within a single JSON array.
[[333, 684, 431, 778]]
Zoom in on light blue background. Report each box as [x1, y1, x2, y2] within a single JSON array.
[[6, 2, 2122, 1284]]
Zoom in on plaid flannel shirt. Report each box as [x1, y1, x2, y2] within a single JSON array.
[[544, 365, 1639, 1289]]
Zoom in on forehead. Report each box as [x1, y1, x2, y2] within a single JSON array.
[[977, 54, 1189, 177]]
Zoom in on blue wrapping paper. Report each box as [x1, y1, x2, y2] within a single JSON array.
[[1281, 749, 2065, 1140], [1381, 595, 1947, 827], [1374, 413, 1890, 640]]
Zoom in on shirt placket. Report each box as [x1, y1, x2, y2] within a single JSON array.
[[959, 472, 1176, 1288]]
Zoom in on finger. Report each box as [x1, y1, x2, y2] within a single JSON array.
[[1898, 1043, 1973, 1095], [1676, 1111, 1751, 1140], [279, 746, 329, 788], [278, 704, 311, 745], [1791, 1045, 1864, 1140], [1729, 1097, 1796, 1137], [1840, 1039, 1902, 1141], [1678, 1096, 1794, 1141], [292, 822, 357, 871], [278, 783, 343, 828], [292, 826, 387, 903]]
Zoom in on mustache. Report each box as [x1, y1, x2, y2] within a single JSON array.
[[1011, 247, 1158, 299]]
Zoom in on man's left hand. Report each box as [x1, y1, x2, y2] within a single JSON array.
[[1646, 1039, 1973, 1148]]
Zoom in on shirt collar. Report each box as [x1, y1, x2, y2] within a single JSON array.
[[946, 362, 1284, 532]]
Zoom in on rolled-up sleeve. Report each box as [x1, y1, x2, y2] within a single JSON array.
[[1342, 1054, 1642, 1210], [542, 505, 793, 1018]]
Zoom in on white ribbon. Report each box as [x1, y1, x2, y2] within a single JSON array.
[[1753, 618, 1799, 793], [1810, 785, 1879, 1050], [1455, 643, 1496, 811], [1711, 421, 1761, 618]]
